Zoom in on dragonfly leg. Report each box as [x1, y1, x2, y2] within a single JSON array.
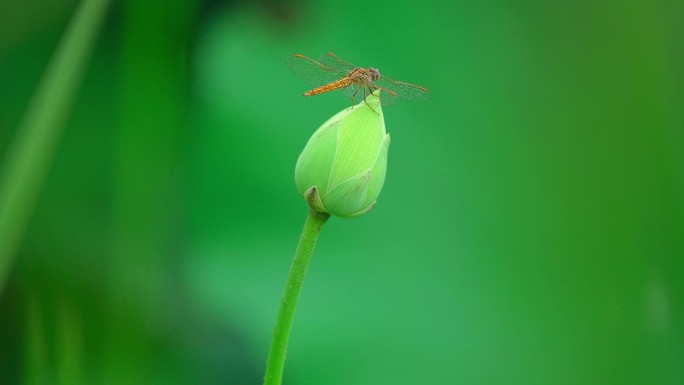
[[362, 87, 379, 115], [349, 87, 362, 109]]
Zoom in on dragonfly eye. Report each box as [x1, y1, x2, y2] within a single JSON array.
[[369, 68, 380, 81]]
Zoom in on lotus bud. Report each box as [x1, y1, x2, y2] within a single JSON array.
[[295, 92, 390, 218]]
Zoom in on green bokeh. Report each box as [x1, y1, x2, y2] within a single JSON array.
[[1, 0, 682, 384]]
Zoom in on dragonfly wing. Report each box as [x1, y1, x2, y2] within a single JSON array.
[[319, 52, 357, 72], [343, 85, 382, 103], [374, 75, 431, 103], [287, 54, 348, 88], [343, 85, 361, 98], [376, 88, 398, 106]]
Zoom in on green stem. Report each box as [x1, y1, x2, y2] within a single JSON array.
[[0, 0, 110, 295], [263, 209, 330, 385]]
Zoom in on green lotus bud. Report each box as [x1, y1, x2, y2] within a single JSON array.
[[295, 92, 390, 218]]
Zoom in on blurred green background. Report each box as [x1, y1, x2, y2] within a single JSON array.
[[1, 0, 683, 384]]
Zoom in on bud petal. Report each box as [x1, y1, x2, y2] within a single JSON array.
[[324, 170, 372, 215], [294, 92, 389, 218]]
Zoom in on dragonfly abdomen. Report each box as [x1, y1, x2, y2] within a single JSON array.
[[304, 77, 354, 96]]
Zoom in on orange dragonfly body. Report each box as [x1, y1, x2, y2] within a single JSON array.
[[287, 52, 430, 106]]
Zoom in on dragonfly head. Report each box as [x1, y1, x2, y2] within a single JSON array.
[[369, 67, 381, 81]]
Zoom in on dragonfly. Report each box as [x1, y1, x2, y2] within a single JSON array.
[[287, 52, 430, 108]]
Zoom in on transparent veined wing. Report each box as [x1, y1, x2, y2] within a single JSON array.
[[373, 88, 398, 106], [287, 54, 348, 88], [373, 74, 431, 103], [319, 52, 357, 72], [343, 85, 381, 104], [343, 85, 361, 98]]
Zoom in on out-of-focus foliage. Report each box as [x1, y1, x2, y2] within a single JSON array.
[[0, 0, 682, 384]]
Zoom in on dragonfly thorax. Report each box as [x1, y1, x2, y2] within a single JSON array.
[[369, 68, 380, 81], [347, 67, 381, 83]]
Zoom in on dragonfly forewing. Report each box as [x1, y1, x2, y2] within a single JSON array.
[[319, 52, 356, 72], [287, 54, 348, 88]]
